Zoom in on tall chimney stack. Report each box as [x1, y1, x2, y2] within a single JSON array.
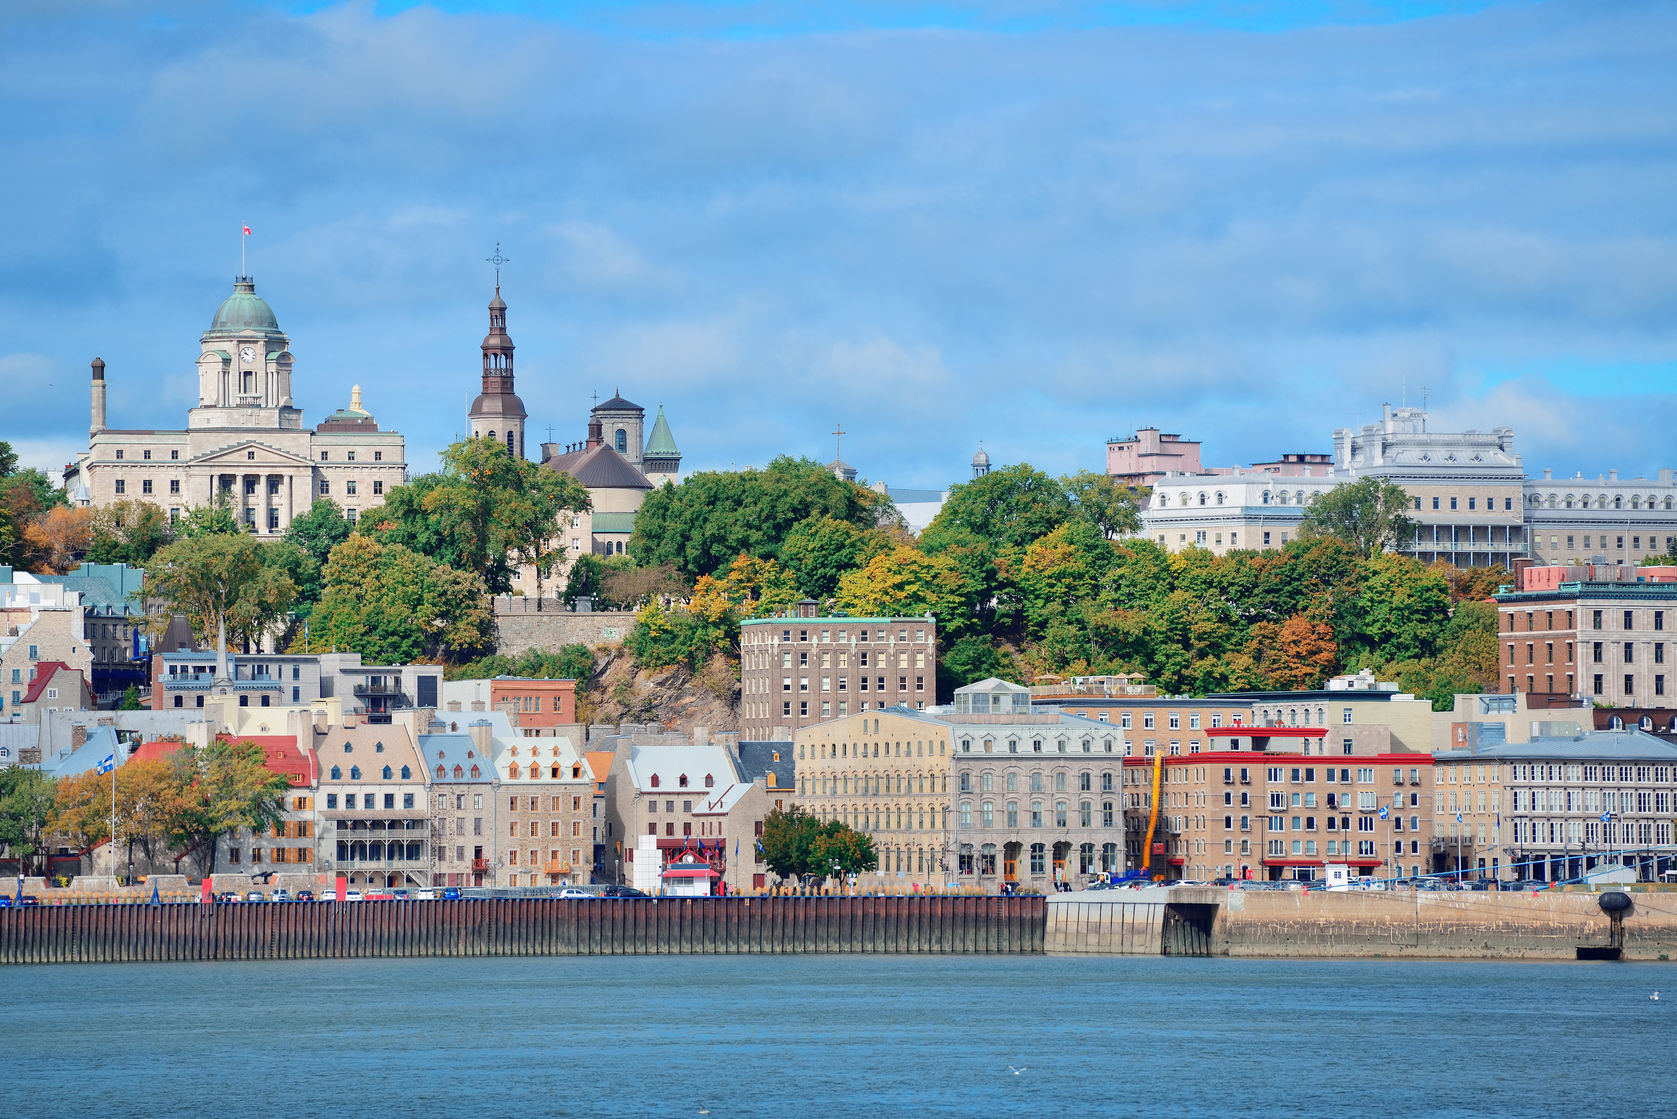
[[90, 358, 107, 435]]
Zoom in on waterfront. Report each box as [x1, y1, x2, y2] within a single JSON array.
[[3, 956, 1672, 1118]]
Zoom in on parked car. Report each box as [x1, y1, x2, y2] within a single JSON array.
[[364, 890, 395, 901], [390, 889, 411, 901], [441, 887, 462, 900], [0, 897, 11, 908], [1502, 878, 1548, 892], [269, 888, 291, 902], [557, 887, 592, 899], [295, 889, 315, 902], [600, 885, 649, 898], [217, 891, 242, 903], [17, 895, 40, 907], [414, 888, 436, 901], [344, 890, 365, 902]]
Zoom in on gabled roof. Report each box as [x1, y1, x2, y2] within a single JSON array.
[[21, 662, 75, 705], [586, 750, 614, 792], [417, 731, 493, 784], [542, 442, 653, 491], [623, 743, 741, 797], [494, 733, 587, 783]]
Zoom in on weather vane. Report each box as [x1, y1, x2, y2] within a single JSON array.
[[486, 242, 510, 288]]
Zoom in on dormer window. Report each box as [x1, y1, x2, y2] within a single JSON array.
[[349, 766, 361, 780], [375, 742, 384, 752], [381, 766, 392, 779], [705, 774, 714, 788], [470, 765, 480, 778], [400, 765, 410, 779], [650, 774, 660, 788], [330, 765, 341, 780], [453, 765, 463, 778], [679, 774, 689, 788]]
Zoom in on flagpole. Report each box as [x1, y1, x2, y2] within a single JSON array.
[[110, 749, 118, 885]]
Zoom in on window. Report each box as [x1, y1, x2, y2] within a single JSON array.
[[319, 479, 329, 495]]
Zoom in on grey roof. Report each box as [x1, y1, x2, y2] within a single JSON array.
[[592, 393, 642, 414], [735, 741, 794, 787], [542, 443, 653, 491], [40, 725, 122, 778], [417, 731, 494, 783], [0, 723, 41, 765], [1434, 729, 1677, 763]]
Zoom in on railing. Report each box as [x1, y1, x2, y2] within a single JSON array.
[[352, 683, 408, 698]]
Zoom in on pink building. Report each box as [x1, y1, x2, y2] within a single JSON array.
[[1105, 428, 1202, 487]]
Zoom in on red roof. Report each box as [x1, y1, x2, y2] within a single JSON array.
[[20, 662, 76, 705], [130, 740, 186, 764], [216, 733, 315, 787]]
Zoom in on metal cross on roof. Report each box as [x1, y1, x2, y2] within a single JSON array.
[[833, 423, 845, 463], [486, 242, 510, 287]]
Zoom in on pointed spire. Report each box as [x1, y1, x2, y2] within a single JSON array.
[[645, 404, 680, 458]]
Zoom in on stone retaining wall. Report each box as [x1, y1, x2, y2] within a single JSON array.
[[491, 600, 635, 656]]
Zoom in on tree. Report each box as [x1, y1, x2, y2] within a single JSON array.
[[835, 545, 971, 637], [117, 685, 143, 710], [937, 635, 1012, 697], [1244, 615, 1340, 690], [920, 463, 1072, 554], [371, 439, 589, 595], [165, 739, 291, 875], [1298, 477, 1416, 558], [446, 644, 596, 690], [282, 499, 351, 612], [600, 561, 689, 609], [758, 806, 877, 885], [87, 500, 174, 566], [175, 499, 243, 539], [0, 767, 56, 876], [21, 506, 92, 573], [630, 457, 875, 579], [780, 515, 890, 601], [307, 534, 493, 664], [1344, 553, 1452, 663], [1062, 469, 1143, 540], [146, 534, 297, 674]]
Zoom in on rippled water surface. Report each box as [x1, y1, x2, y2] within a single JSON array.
[[3, 954, 1673, 1117]]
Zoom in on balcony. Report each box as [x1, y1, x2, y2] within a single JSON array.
[[472, 858, 490, 873], [352, 682, 409, 699]]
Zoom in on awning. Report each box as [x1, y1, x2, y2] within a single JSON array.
[[662, 866, 718, 879]]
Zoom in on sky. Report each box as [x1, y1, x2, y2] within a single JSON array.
[[1, 0, 1674, 491]]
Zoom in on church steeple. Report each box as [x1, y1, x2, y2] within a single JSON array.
[[467, 246, 527, 459]]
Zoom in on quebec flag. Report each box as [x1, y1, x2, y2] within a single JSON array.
[[1378, 806, 1389, 820], [96, 754, 115, 775]]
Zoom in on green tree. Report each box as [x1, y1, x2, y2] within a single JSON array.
[[835, 545, 966, 632], [175, 499, 243, 539], [758, 806, 877, 885], [146, 533, 297, 673], [1062, 469, 1143, 540], [87, 500, 174, 566], [165, 739, 292, 875], [921, 463, 1072, 554], [0, 767, 56, 877], [1299, 477, 1416, 558], [282, 499, 351, 612], [937, 634, 1020, 697], [307, 534, 493, 664], [1344, 553, 1452, 663], [371, 439, 590, 595], [630, 457, 875, 579], [117, 685, 143, 711], [780, 515, 890, 601]]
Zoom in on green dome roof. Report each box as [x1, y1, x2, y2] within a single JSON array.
[[207, 278, 281, 335]]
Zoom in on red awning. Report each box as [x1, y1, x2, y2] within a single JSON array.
[[662, 866, 718, 879], [1206, 726, 1325, 738]]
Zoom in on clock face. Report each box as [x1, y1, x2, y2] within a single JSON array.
[[240, 346, 255, 363]]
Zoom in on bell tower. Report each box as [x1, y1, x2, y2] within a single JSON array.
[[467, 244, 527, 459]]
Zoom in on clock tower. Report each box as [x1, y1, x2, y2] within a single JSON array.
[[467, 282, 527, 459], [189, 275, 300, 431]]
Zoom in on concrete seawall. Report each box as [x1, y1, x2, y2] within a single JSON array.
[[0, 895, 1045, 965], [1047, 888, 1677, 960]]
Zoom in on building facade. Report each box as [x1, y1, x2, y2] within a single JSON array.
[[494, 732, 593, 888], [1106, 428, 1203, 488], [739, 605, 937, 739], [313, 721, 431, 890], [1494, 581, 1676, 707], [65, 277, 406, 535], [793, 709, 954, 891]]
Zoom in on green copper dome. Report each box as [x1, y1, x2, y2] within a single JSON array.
[[207, 278, 281, 335]]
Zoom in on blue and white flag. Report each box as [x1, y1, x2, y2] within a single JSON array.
[[1378, 806, 1389, 820], [1600, 813, 1611, 822], [96, 754, 115, 775]]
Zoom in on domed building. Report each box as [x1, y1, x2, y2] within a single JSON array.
[[65, 275, 407, 536]]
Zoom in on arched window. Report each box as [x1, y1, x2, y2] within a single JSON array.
[[615, 428, 628, 453], [650, 774, 660, 788], [381, 765, 392, 780], [1614, 495, 1622, 509], [1198, 492, 1207, 506], [349, 765, 361, 780], [1215, 492, 1225, 505], [375, 742, 384, 753], [343, 743, 352, 753], [488, 430, 497, 443], [330, 765, 341, 780], [506, 431, 515, 457], [1261, 491, 1270, 505], [1178, 492, 1189, 507]]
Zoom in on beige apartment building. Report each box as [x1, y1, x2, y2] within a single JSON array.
[[64, 276, 405, 535], [794, 708, 955, 890], [1, 609, 94, 719], [494, 733, 594, 887], [314, 721, 431, 889], [740, 604, 936, 739]]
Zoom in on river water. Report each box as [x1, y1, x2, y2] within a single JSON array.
[[3, 955, 1671, 1117]]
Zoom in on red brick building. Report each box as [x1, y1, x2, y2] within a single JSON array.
[[491, 677, 578, 736]]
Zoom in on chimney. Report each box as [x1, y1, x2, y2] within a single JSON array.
[[587, 417, 603, 448], [90, 358, 107, 435], [1610, 469, 1619, 481], [468, 719, 493, 754]]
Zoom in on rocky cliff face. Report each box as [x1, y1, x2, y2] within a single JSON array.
[[581, 647, 740, 735]]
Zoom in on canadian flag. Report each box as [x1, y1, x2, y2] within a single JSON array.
[[242, 225, 251, 235]]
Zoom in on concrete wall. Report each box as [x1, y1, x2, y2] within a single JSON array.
[[491, 600, 635, 656]]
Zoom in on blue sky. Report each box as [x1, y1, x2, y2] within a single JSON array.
[[2, 0, 1673, 491]]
